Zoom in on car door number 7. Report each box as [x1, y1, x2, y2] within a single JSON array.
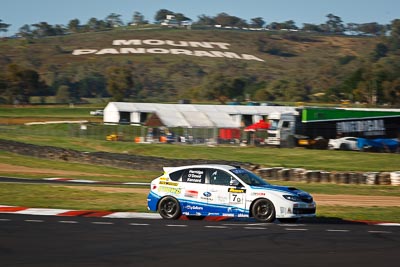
[[230, 193, 243, 203]]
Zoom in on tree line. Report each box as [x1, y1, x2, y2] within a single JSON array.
[[1, 11, 400, 106], [0, 10, 392, 38]]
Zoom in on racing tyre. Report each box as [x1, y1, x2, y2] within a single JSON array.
[[158, 196, 181, 220], [339, 143, 349, 151], [251, 198, 276, 223]]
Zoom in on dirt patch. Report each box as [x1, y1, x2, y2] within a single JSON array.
[[313, 194, 400, 207], [0, 163, 123, 177], [59, 185, 150, 194]]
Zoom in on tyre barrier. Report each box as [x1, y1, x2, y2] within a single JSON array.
[[391, 171, 400, 186], [257, 168, 400, 186]]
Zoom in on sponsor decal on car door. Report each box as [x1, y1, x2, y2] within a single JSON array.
[[180, 168, 208, 215], [207, 169, 246, 216]]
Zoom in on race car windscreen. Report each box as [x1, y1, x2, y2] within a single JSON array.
[[230, 169, 270, 186]]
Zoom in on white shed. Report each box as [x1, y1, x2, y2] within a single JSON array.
[[103, 102, 296, 128]]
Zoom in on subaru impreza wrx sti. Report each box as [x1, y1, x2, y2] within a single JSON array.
[[147, 164, 316, 222]]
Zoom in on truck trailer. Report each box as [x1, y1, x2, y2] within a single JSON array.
[[266, 107, 400, 149]]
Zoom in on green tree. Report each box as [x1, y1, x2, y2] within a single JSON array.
[[321, 14, 345, 34], [174, 13, 191, 22], [31, 22, 58, 37], [0, 19, 10, 34], [358, 22, 387, 36], [214, 13, 247, 27], [77, 73, 106, 98], [55, 85, 71, 103], [267, 20, 297, 30], [154, 9, 174, 22], [203, 74, 231, 103], [195, 14, 215, 25], [5, 64, 46, 104], [18, 24, 32, 38], [203, 75, 247, 103], [85, 17, 109, 31], [388, 19, 400, 50], [105, 13, 124, 27], [371, 43, 388, 61], [132, 12, 148, 25], [250, 17, 265, 28], [105, 66, 134, 101], [302, 23, 322, 32], [68, 19, 81, 33]]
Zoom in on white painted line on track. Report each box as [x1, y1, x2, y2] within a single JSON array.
[[91, 222, 114, 225], [0, 218, 11, 221], [279, 224, 306, 227], [326, 229, 350, 232], [285, 228, 308, 231], [244, 227, 268, 230], [58, 221, 78, 224], [129, 223, 150, 226], [104, 212, 161, 219], [24, 219, 44, 223], [368, 230, 392, 234], [166, 224, 188, 227], [222, 223, 269, 226], [375, 223, 400, 227], [205, 226, 228, 229]]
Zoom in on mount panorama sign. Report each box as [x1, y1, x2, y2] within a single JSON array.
[[72, 39, 265, 62]]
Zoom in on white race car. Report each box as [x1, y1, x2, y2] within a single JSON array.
[[147, 164, 316, 222]]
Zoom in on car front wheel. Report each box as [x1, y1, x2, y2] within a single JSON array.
[[158, 196, 181, 220], [251, 198, 276, 222]]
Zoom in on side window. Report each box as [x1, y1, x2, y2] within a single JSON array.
[[169, 170, 184, 181], [208, 169, 233, 186], [282, 121, 290, 128], [182, 168, 206, 184]]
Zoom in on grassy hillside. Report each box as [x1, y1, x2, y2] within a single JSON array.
[[0, 27, 380, 103]]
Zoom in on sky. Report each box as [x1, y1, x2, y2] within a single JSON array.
[[1, 0, 400, 35]]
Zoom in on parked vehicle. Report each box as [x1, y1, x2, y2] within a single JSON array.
[[90, 110, 103, 116], [328, 137, 359, 151], [266, 107, 400, 149], [147, 164, 316, 222], [358, 138, 399, 153]]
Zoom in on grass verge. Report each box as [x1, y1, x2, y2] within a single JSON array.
[[0, 151, 158, 182], [0, 184, 148, 212], [316, 206, 400, 223]]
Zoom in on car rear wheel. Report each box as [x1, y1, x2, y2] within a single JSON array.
[[158, 196, 181, 220], [251, 198, 276, 222], [339, 143, 349, 150]]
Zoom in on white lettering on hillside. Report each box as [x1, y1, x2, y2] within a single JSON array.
[[73, 39, 264, 62], [112, 39, 230, 49]]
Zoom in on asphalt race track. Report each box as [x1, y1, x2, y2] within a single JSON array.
[[1, 214, 399, 267]]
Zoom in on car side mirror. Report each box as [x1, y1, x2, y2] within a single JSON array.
[[230, 179, 240, 187]]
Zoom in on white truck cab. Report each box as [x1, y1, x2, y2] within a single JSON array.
[[266, 112, 296, 147]]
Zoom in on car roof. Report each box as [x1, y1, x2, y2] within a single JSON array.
[[163, 164, 238, 173]]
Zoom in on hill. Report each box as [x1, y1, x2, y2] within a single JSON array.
[[0, 27, 394, 105]]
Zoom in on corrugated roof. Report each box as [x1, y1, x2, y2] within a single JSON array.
[[106, 102, 296, 128]]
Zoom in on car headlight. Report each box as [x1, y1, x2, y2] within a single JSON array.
[[283, 195, 301, 202]]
